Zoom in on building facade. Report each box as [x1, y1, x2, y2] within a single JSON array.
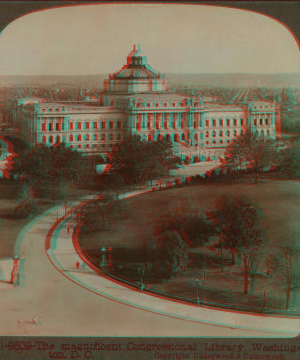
[[13, 45, 280, 160]]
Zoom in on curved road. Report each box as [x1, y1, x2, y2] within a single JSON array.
[[0, 195, 299, 336]]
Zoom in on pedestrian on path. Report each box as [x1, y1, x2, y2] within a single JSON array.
[[76, 261, 80, 270]]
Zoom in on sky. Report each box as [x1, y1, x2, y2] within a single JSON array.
[[0, 3, 299, 75]]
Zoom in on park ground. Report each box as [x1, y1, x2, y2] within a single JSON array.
[[78, 177, 300, 314]]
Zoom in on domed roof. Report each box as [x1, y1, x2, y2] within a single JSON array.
[[114, 65, 160, 79], [110, 45, 162, 80]]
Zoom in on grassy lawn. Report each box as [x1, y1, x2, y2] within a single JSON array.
[[79, 178, 300, 314], [0, 181, 95, 258]]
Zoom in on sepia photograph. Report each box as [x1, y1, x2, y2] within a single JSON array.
[[0, 1, 300, 359]]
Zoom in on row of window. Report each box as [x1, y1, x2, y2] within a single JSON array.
[[136, 119, 247, 130], [253, 118, 273, 126], [205, 119, 246, 127], [42, 141, 117, 149], [42, 133, 122, 143], [42, 121, 123, 131]]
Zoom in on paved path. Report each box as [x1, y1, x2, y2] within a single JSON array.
[[48, 192, 300, 337]]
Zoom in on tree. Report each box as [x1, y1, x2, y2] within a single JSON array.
[[109, 135, 180, 186], [224, 136, 248, 182], [159, 213, 214, 248], [154, 231, 189, 279], [74, 191, 122, 232], [265, 253, 281, 279], [207, 195, 263, 295], [281, 246, 298, 310], [224, 132, 279, 183], [7, 143, 97, 194], [278, 138, 300, 178]]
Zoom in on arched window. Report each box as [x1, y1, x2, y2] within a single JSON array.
[[206, 131, 209, 138], [78, 134, 81, 141], [49, 136, 53, 143], [226, 130, 230, 137], [62, 135, 66, 143], [110, 133, 114, 140], [86, 134, 89, 141], [267, 129, 270, 137], [212, 130, 216, 137], [55, 136, 60, 143], [220, 130, 223, 137], [234, 130, 237, 136], [102, 134, 106, 140], [148, 134, 152, 141], [42, 136, 46, 143], [69, 135, 73, 141], [175, 134, 179, 142], [181, 133, 185, 141]]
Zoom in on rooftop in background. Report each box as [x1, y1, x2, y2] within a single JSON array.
[[25, 102, 123, 114], [204, 103, 247, 111]]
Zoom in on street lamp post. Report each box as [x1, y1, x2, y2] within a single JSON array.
[[194, 279, 202, 306], [100, 247, 107, 267], [138, 266, 145, 291]]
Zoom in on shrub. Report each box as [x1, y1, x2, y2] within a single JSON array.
[[13, 198, 41, 219], [184, 156, 190, 165], [185, 177, 192, 185], [154, 231, 189, 279]]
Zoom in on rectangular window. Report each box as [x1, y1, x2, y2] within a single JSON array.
[[49, 123, 52, 131], [86, 122, 90, 129], [61, 123, 65, 131], [70, 122, 73, 130], [94, 122, 97, 129], [102, 122, 105, 129], [234, 119, 237, 126], [260, 119, 263, 125], [219, 119, 222, 126], [118, 121, 121, 129], [206, 120, 209, 127], [266, 118, 268, 125], [42, 123, 46, 131], [241, 119, 243, 126], [110, 121, 113, 129], [226, 119, 230, 126], [212, 119, 216, 126], [254, 119, 257, 126], [78, 122, 81, 130]]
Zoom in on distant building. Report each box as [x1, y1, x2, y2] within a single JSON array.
[[12, 45, 280, 160]]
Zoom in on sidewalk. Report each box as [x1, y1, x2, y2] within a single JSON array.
[[46, 189, 300, 335]]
